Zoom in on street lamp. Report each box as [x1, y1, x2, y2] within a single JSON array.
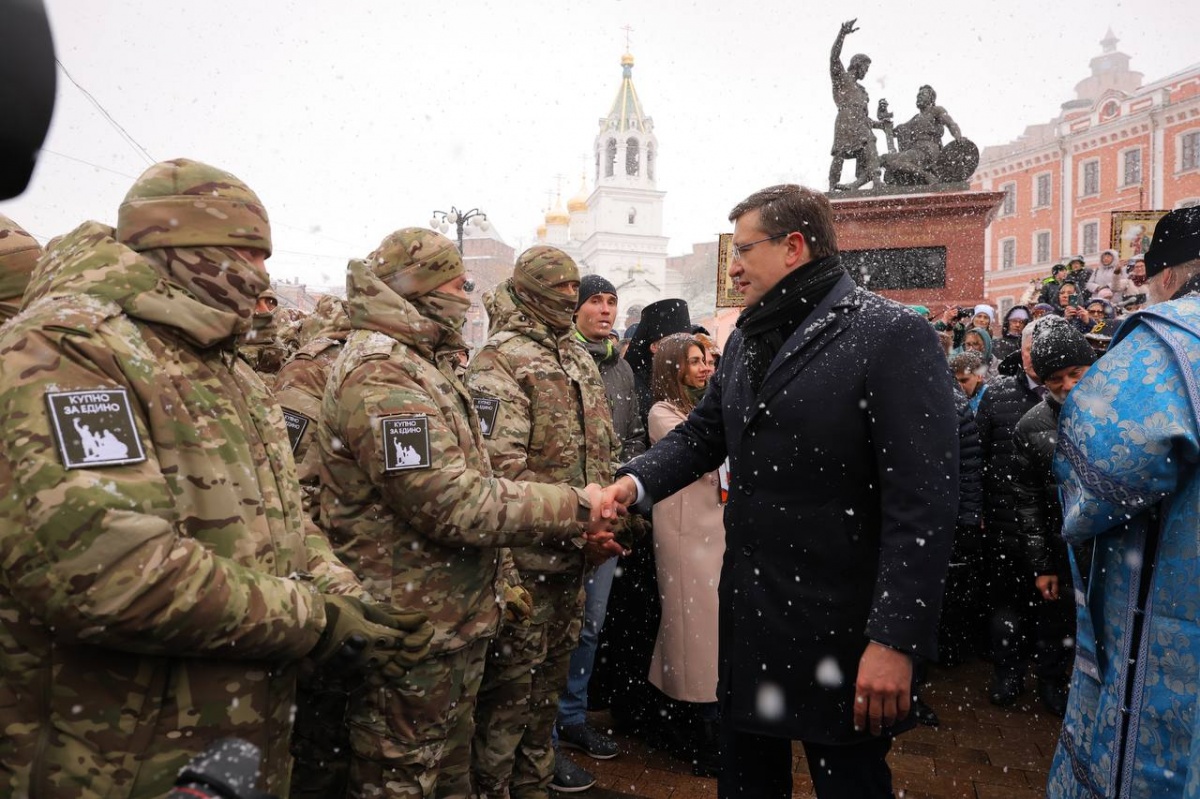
[[430, 205, 490, 254]]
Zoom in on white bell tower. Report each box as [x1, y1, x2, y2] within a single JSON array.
[[578, 51, 669, 313]]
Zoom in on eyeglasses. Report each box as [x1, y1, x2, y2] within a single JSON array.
[[730, 232, 789, 261]]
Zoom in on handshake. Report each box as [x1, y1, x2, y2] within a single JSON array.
[[579, 476, 641, 565], [308, 595, 435, 682]]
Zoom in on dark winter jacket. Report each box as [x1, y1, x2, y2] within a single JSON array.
[[975, 372, 1042, 544], [620, 274, 958, 744], [955, 388, 983, 530], [1012, 399, 1070, 578], [583, 337, 647, 461]]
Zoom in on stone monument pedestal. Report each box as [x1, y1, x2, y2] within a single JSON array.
[[828, 189, 1004, 310]]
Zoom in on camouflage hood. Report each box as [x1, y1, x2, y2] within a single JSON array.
[[23, 221, 247, 347], [345, 256, 462, 361], [0, 213, 41, 307], [482, 278, 557, 347], [297, 294, 351, 346]]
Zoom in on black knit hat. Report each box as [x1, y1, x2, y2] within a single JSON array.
[[1145, 207, 1200, 277], [576, 273, 618, 309], [1030, 316, 1096, 383]]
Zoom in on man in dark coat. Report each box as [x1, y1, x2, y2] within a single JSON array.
[[1012, 316, 1096, 718], [974, 320, 1044, 705], [600, 184, 958, 798]]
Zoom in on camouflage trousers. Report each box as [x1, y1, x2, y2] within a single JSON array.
[[471, 574, 585, 799], [346, 636, 489, 799]]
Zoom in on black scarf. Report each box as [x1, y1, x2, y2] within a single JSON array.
[[736, 254, 846, 394]]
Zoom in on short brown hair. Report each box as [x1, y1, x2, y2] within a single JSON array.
[[728, 184, 838, 260], [651, 333, 704, 413]]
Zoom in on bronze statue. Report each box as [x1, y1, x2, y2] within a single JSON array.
[[880, 85, 979, 186], [828, 19, 880, 192]]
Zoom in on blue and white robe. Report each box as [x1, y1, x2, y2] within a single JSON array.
[[1048, 296, 1200, 798]]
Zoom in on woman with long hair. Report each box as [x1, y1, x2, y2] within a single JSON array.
[[647, 332, 727, 777]]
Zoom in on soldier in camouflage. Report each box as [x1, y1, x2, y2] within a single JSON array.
[[466, 246, 620, 798], [0, 212, 41, 321], [0, 159, 432, 799], [319, 228, 623, 798], [239, 287, 289, 387], [275, 293, 351, 523], [274, 293, 357, 799]]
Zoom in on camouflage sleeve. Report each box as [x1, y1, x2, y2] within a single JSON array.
[[465, 346, 535, 481], [303, 517, 365, 597], [498, 548, 521, 587], [0, 329, 324, 661], [339, 363, 586, 548]]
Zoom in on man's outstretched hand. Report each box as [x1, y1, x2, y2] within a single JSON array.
[[599, 476, 638, 522]]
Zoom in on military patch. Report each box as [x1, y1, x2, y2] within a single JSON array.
[[381, 414, 432, 471], [281, 408, 310, 453], [45, 388, 147, 469], [473, 396, 501, 438]]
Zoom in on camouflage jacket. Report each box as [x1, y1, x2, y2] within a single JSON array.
[[274, 301, 351, 523], [467, 284, 617, 575], [318, 259, 590, 653], [0, 222, 359, 799]]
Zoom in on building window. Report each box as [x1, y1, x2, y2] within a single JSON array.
[[1001, 238, 1016, 270], [647, 143, 656, 181], [1122, 148, 1142, 187], [1182, 130, 1200, 172], [1034, 173, 1052, 208], [999, 183, 1015, 216], [1081, 160, 1099, 197], [605, 139, 616, 178], [1082, 221, 1099, 255], [1035, 231, 1051, 264], [998, 297, 1015, 315], [625, 137, 640, 176]]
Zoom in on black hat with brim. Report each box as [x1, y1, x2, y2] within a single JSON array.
[[1145, 207, 1200, 277], [624, 298, 691, 374]]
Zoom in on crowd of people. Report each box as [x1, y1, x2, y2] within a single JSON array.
[[1, 163, 1199, 799]]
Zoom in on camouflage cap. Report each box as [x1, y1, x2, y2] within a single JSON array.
[[368, 227, 463, 299], [514, 245, 579, 289], [116, 158, 272, 255], [0, 213, 42, 300]]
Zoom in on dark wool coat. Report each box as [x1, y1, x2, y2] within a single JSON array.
[[620, 274, 958, 744]]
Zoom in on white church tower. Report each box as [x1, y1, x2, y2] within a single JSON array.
[[578, 52, 669, 312]]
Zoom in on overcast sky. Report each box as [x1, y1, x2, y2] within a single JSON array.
[[3, 0, 1197, 292]]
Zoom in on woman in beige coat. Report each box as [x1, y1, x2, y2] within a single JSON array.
[[647, 332, 727, 776]]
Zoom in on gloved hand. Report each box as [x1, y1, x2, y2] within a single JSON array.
[[390, 608, 434, 669], [503, 584, 534, 625], [310, 595, 430, 673]]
